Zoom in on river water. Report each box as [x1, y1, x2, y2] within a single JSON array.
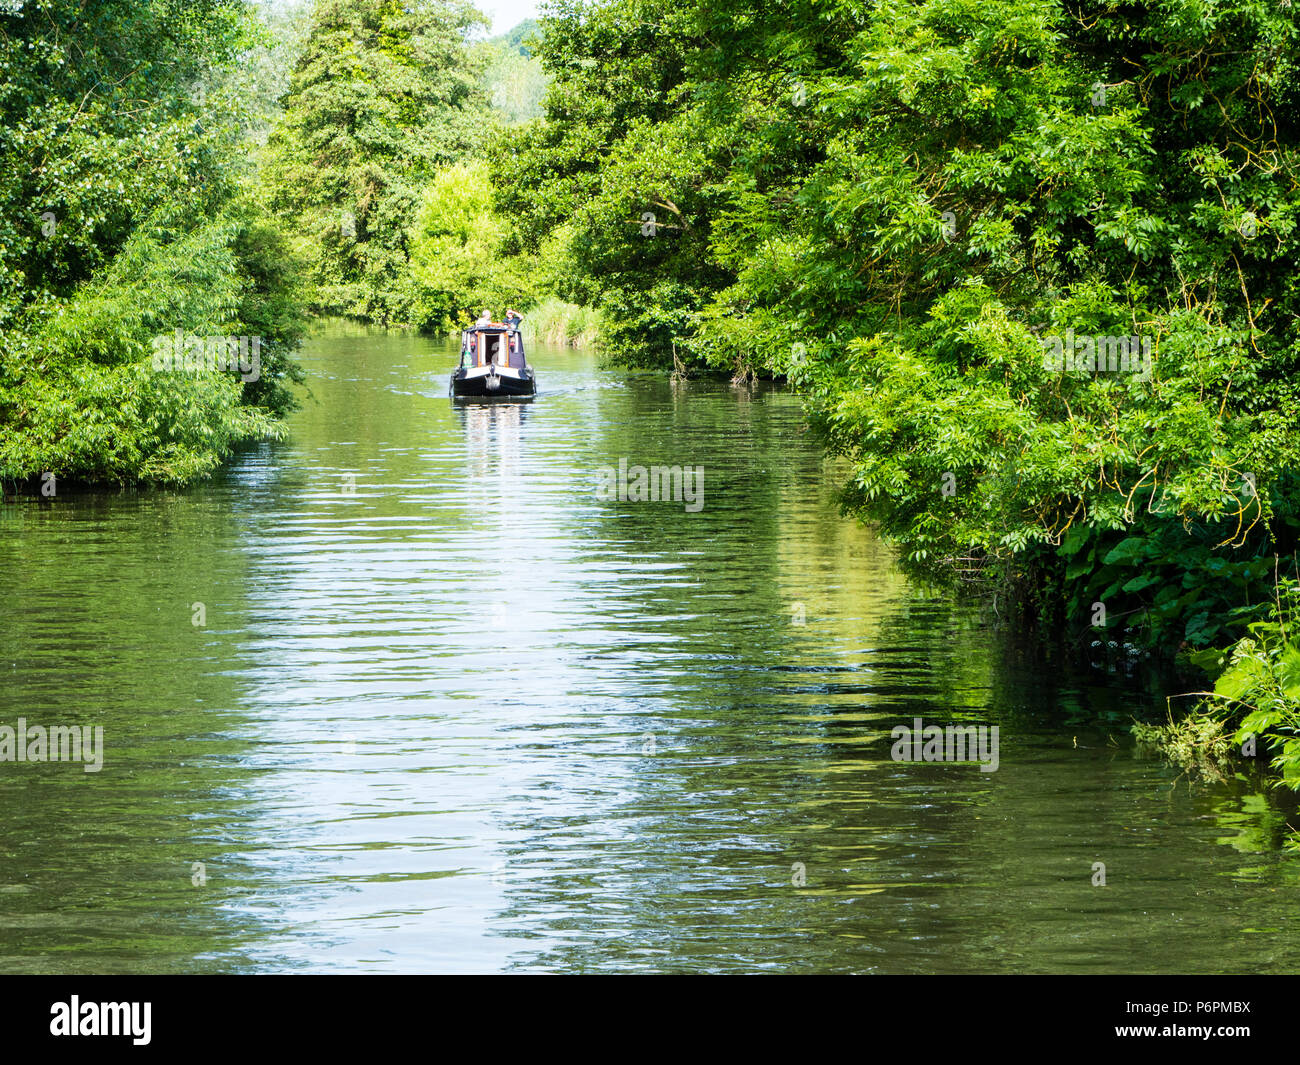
[[1, 321, 1297, 973]]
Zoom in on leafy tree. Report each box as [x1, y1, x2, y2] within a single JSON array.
[[494, 0, 717, 365], [263, 0, 493, 323], [481, 41, 548, 124], [408, 158, 541, 331], [506, 0, 1300, 735], [0, 0, 306, 486]]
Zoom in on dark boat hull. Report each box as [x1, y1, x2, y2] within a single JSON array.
[[450, 368, 536, 399]]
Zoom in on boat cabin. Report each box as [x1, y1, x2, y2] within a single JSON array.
[[450, 320, 536, 398], [460, 324, 526, 370]]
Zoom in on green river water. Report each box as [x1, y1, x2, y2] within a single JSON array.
[[0, 321, 1296, 973]]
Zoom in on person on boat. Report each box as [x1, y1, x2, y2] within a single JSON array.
[[475, 309, 492, 327], [504, 308, 523, 361]]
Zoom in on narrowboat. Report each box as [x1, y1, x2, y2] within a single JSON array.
[[450, 322, 536, 399]]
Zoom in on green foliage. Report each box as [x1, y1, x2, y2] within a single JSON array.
[[0, 0, 307, 488], [234, 0, 317, 145], [511, 6, 1299, 592], [408, 159, 542, 332], [1, 195, 306, 485], [1147, 580, 1300, 792], [263, 0, 493, 324], [1049, 493, 1300, 648], [480, 38, 548, 124], [407, 155, 600, 338], [1208, 582, 1300, 790], [494, 17, 539, 56], [519, 296, 600, 348], [495, 0, 717, 365]]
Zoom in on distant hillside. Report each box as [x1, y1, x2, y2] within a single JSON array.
[[491, 18, 539, 57]]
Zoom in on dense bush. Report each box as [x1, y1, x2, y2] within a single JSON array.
[[0, 0, 307, 487]]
